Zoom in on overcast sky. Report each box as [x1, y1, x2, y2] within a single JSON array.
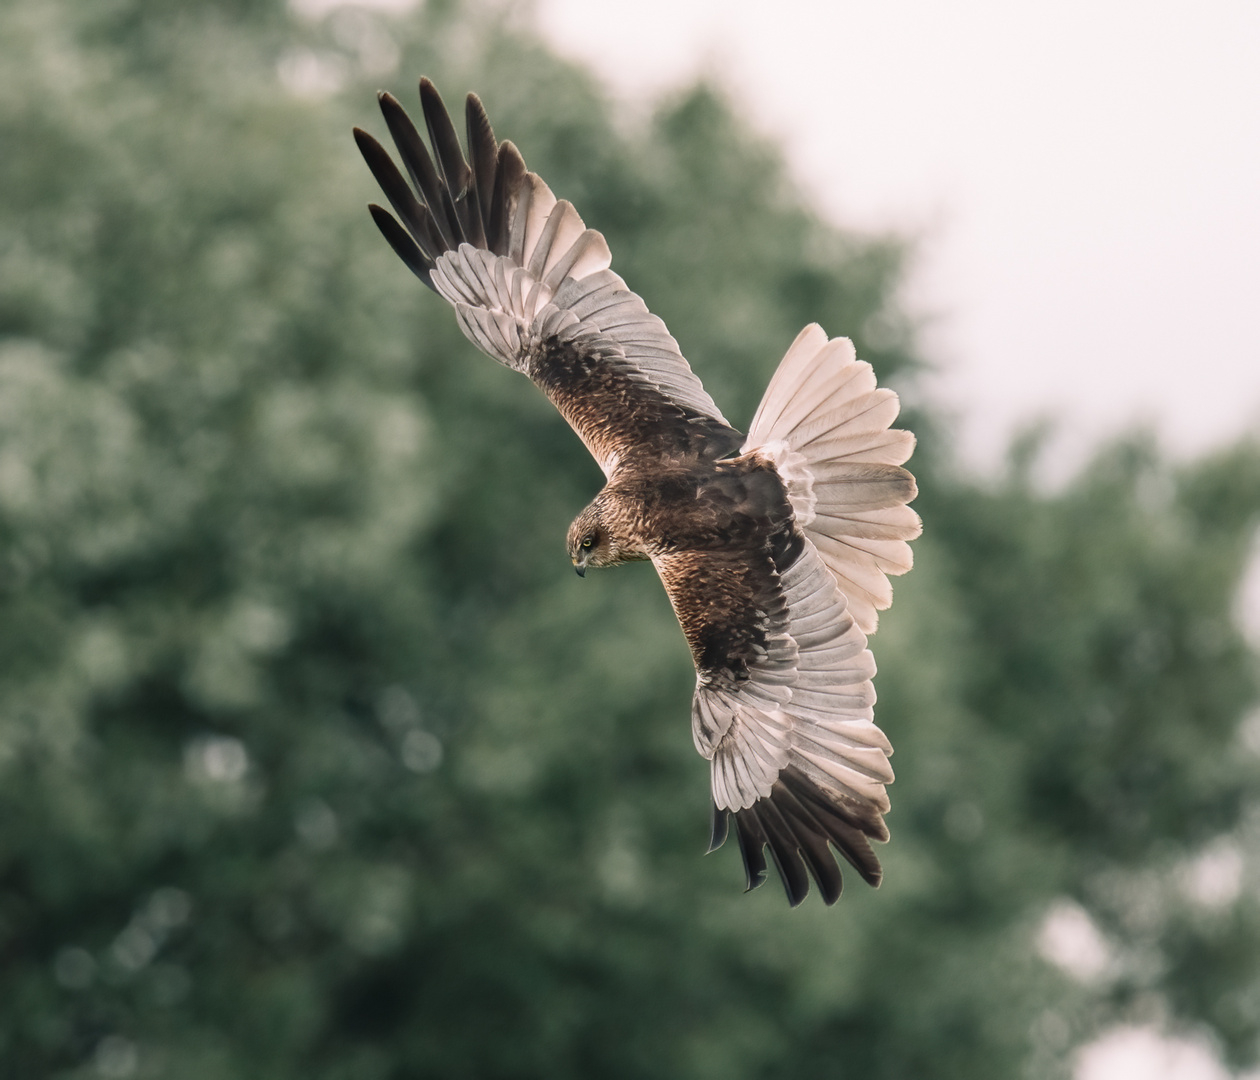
[[532, 0, 1260, 479]]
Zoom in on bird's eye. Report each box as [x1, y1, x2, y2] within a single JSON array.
[[581, 536, 595, 550]]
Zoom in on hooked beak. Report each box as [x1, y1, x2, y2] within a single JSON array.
[[573, 560, 586, 578]]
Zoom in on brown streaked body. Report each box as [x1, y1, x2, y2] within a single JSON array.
[[569, 450, 797, 571], [355, 78, 921, 906]]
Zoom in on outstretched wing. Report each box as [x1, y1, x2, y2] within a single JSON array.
[[653, 538, 895, 906], [354, 80, 739, 475]]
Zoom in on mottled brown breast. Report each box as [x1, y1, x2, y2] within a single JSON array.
[[607, 452, 797, 558], [653, 546, 788, 684]]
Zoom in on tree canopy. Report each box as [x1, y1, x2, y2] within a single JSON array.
[[2, 1, 1258, 1077]]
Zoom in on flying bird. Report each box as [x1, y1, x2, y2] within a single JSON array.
[[353, 79, 920, 906]]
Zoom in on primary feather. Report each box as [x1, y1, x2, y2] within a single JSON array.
[[356, 78, 919, 906]]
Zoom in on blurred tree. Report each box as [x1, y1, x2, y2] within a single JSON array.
[[0, 0, 1257, 1078]]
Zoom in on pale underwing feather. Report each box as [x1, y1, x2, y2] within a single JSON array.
[[661, 542, 890, 830]]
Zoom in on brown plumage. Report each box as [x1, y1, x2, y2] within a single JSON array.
[[355, 79, 921, 906]]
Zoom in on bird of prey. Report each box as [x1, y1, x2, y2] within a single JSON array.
[[353, 79, 920, 906]]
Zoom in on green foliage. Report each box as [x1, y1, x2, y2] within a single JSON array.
[[1, 0, 1258, 1077]]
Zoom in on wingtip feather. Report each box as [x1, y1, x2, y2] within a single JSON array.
[[708, 802, 730, 853]]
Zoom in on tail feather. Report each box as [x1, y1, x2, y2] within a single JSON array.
[[745, 324, 920, 634], [812, 504, 920, 542], [799, 424, 915, 466]]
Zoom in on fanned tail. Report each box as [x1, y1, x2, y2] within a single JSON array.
[[743, 324, 921, 634]]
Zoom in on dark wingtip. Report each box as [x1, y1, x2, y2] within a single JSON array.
[[418, 77, 476, 237], [356, 80, 509, 293], [487, 140, 527, 256], [734, 812, 769, 893], [708, 803, 730, 853], [367, 203, 437, 290], [372, 90, 408, 127], [418, 77, 450, 137], [779, 766, 886, 888], [465, 92, 498, 240], [418, 75, 439, 101], [758, 804, 813, 907], [722, 765, 894, 906], [352, 126, 392, 176]]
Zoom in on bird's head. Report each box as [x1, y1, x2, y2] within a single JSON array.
[[567, 499, 635, 577]]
